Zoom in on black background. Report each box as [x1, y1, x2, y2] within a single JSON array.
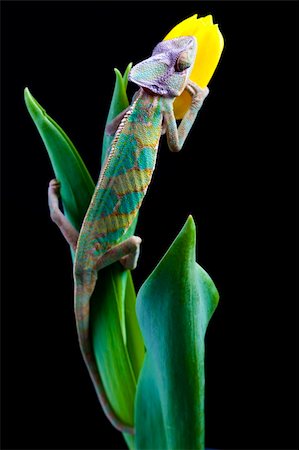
[[1, 1, 297, 449]]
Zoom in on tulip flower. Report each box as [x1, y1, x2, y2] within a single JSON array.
[[164, 14, 224, 119]]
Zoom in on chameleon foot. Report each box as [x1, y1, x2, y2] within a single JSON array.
[[95, 236, 142, 271], [48, 179, 61, 223], [48, 179, 79, 251], [120, 236, 142, 270], [186, 80, 209, 108]]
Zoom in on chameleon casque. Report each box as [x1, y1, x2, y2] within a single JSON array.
[[48, 36, 209, 435]]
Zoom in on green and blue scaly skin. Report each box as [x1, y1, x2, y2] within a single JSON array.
[[48, 36, 209, 434]]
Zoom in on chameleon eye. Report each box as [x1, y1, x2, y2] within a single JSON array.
[[175, 52, 192, 72]]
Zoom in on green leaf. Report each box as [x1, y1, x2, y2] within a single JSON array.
[[122, 62, 132, 90], [101, 63, 132, 165], [90, 263, 137, 426], [135, 216, 219, 450], [24, 87, 94, 233], [124, 270, 145, 381], [90, 262, 143, 448], [134, 356, 167, 449]]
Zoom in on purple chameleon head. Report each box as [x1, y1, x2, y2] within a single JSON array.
[[129, 36, 197, 97]]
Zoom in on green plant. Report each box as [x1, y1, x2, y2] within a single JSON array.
[[25, 64, 219, 450]]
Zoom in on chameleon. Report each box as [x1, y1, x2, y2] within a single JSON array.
[[48, 36, 209, 435]]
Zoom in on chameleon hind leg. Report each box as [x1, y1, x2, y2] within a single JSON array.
[[48, 179, 79, 251], [95, 236, 142, 271], [48, 179, 142, 270]]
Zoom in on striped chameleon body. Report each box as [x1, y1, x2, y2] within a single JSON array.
[[48, 36, 209, 435], [75, 90, 163, 271]]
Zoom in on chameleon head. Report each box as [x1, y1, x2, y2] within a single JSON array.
[[129, 36, 197, 98]]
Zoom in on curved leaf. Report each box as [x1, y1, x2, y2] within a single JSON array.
[[124, 272, 145, 381], [101, 63, 132, 165], [24, 87, 94, 232], [135, 216, 219, 450], [122, 62, 132, 89], [90, 263, 137, 426]]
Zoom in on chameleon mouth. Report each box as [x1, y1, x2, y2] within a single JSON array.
[[140, 84, 168, 96]]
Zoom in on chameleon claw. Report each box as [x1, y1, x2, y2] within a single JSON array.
[[49, 178, 60, 186], [49, 178, 61, 195], [120, 236, 142, 270], [186, 80, 209, 102], [48, 179, 62, 223], [48, 178, 79, 251], [95, 236, 142, 271]]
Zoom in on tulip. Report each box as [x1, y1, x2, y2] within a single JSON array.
[[164, 14, 224, 119]]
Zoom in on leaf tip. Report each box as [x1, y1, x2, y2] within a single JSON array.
[[185, 214, 196, 236], [24, 87, 47, 118], [24, 86, 32, 106], [113, 67, 122, 78]]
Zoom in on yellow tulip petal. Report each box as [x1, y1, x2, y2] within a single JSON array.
[[164, 14, 198, 41], [163, 14, 224, 119], [191, 24, 224, 88], [173, 91, 192, 120], [198, 15, 213, 26]]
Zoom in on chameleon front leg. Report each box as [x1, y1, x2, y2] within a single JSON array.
[[165, 81, 209, 152], [48, 179, 79, 251]]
